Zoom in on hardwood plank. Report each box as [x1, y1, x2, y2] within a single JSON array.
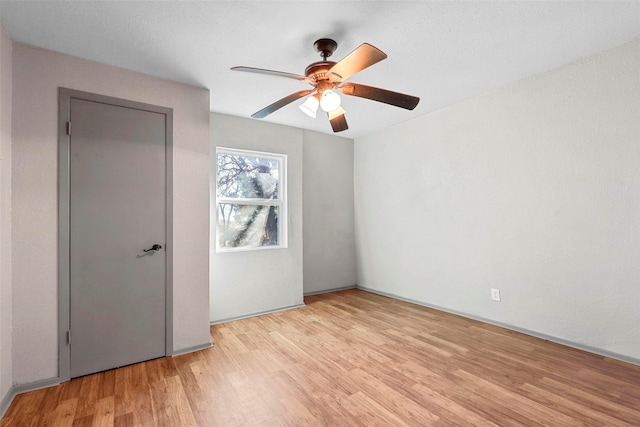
[[92, 397, 115, 427], [518, 382, 638, 426], [452, 370, 583, 426], [2, 289, 640, 426], [149, 376, 197, 427], [74, 371, 102, 419], [112, 412, 134, 427], [70, 414, 93, 427], [411, 383, 500, 427], [349, 368, 440, 425], [145, 356, 177, 384], [113, 363, 154, 426], [51, 398, 77, 427], [342, 391, 410, 426], [536, 376, 640, 425]]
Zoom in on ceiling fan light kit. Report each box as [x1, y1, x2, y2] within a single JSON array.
[[319, 89, 341, 112], [231, 38, 420, 133], [299, 95, 320, 118]]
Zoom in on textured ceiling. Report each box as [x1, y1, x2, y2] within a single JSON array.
[[2, 1, 640, 138]]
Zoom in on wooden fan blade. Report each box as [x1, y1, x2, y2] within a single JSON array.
[[328, 43, 387, 83], [328, 107, 348, 132], [341, 83, 419, 110], [251, 90, 313, 119], [232, 66, 313, 84]]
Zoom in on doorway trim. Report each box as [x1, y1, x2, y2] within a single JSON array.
[[58, 88, 173, 381]]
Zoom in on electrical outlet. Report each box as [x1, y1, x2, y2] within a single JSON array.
[[491, 288, 501, 301]]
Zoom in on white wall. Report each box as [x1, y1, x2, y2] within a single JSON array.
[[303, 130, 356, 294], [0, 25, 13, 406], [11, 44, 211, 384], [355, 38, 640, 362], [210, 113, 303, 322]]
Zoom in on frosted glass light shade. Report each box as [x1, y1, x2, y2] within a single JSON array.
[[320, 89, 341, 112], [299, 96, 319, 118]]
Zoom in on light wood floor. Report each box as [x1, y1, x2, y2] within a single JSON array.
[[2, 289, 640, 426]]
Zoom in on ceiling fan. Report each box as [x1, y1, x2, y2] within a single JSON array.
[[231, 38, 420, 133]]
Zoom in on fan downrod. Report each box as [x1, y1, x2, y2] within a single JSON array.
[[314, 38, 338, 61]]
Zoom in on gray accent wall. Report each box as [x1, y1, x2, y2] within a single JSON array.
[[11, 44, 211, 385], [354, 38, 640, 362], [303, 130, 356, 294], [210, 114, 356, 322]]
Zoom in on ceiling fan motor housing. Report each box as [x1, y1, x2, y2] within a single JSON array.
[[305, 61, 337, 89]]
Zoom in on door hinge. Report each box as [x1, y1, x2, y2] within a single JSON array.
[[66, 121, 72, 136], [67, 330, 71, 345]]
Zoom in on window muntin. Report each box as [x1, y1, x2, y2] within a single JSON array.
[[216, 148, 286, 251]]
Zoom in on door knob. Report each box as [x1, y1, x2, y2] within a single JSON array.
[[143, 244, 163, 253]]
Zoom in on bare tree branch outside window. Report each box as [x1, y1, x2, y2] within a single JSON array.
[[216, 150, 285, 251]]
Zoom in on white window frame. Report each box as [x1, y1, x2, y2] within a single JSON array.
[[215, 147, 287, 253]]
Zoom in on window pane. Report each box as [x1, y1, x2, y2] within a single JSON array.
[[217, 203, 279, 248], [217, 153, 279, 199]]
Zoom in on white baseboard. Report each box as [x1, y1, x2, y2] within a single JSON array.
[[358, 286, 640, 367], [172, 342, 214, 357], [0, 386, 14, 420], [304, 284, 356, 296], [210, 303, 306, 325]]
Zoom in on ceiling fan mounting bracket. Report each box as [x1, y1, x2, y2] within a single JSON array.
[[314, 38, 338, 60]]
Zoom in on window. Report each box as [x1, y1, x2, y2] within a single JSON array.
[[216, 148, 287, 252]]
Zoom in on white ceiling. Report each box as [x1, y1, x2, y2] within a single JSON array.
[[2, 1, 640, 139]]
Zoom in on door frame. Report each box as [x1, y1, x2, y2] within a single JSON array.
[[58, 88, 173, 381]]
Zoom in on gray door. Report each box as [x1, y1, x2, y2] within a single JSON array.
[[69, 97, 167, 378]]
